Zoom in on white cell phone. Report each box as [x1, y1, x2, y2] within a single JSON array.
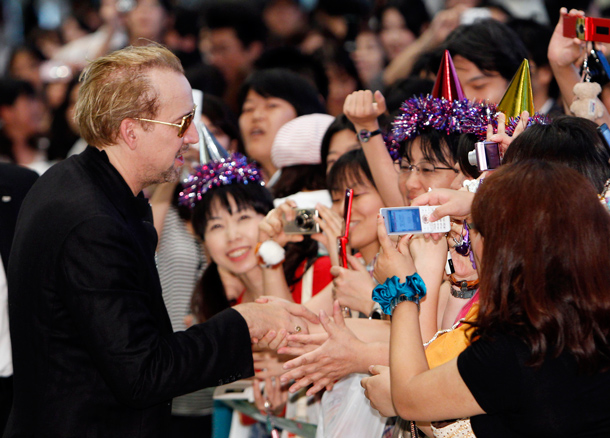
[[379, 206, 451, 235]]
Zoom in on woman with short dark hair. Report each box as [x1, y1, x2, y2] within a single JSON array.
[[237, 68, 325, 181]]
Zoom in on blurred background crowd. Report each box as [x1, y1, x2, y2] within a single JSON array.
[[4, 1, 610, 438], [0, 0, 606, 175]]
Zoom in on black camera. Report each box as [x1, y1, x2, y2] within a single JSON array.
[[583, 49, 610, 86], [284, 209, 320, 235]]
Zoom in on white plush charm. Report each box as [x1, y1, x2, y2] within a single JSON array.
[[570, 82, 604, 121], [256, 240, 286, 268]]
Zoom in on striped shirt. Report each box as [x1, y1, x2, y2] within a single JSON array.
[[157, 206, 212, 416]]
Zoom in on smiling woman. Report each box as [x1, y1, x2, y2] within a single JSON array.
[[398, 132, 460, 203], [198, 191, 267, 277], [182, 158, 275, 318], [327, 149, 383, 267]]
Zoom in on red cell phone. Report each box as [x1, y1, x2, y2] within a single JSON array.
[[563, 13, 610, 43], [338, 188, 353, 269]]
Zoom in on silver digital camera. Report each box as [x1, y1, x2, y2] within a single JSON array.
[[468, 141, 501, 171], [283, 209, 320, 235]]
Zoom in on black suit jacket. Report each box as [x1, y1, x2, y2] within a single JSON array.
[[6, 147, 253, 437], [0, 164, 38, 272]]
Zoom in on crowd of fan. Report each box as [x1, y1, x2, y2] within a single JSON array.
[[3, 1, 610, 438]]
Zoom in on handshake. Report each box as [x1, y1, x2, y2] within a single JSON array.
[[233, 296, 319, 347]]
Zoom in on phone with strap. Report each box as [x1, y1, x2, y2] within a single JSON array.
[[338, 189, 354, 317], [338, 188, 353, 268]]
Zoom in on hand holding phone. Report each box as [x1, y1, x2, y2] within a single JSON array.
[[563, 13, 610, 43], [373, 214, 417, 285], [379, 206, 451, 235], [337, 189, 353, 317], [338, 189, 353, 268]]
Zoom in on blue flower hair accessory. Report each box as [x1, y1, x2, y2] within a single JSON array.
[[372, 273, 427, 316], [178, 153, 264, 209]]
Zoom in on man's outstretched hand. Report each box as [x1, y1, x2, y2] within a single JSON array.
[[234, 297, 320, 344]]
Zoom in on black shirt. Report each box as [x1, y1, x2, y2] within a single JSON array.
[[458, 332, 610, 437], [6, 146, 254, 437]]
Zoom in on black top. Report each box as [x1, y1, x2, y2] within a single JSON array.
[[458, 332, 610, 437], [6, 146, 254, 437], [0, 163, 38, 271]]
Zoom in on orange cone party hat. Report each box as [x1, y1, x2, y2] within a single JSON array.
[[431, 50, 465, 101], [497, 59, 534, 118]]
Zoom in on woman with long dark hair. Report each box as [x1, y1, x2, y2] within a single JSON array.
[[364, 160, 610, 437], [183, 159, 276, 320]]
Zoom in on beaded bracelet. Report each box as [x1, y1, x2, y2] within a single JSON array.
[[372, 273, 427, 316]]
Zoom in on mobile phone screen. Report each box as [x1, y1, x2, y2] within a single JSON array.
[[386, 209, 422, 233]]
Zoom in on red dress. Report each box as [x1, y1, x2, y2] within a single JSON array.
[[231, 255, 333, 305], [290, 255, 333, 304]]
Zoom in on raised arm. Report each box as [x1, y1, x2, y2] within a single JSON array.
[[548, 8, 610, 125], [383, 6, 464, 86], [344, 90, 404, 207]]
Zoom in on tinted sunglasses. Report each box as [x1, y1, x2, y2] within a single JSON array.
[[134, 104, 196, 138]]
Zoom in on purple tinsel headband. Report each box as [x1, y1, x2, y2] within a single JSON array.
[[178, 153, 264, 209], [391, 96, 496, 142], [385, 95, 549, 159]]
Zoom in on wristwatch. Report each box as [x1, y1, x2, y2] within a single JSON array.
[[357, 128, 381, 143], [369, 301, 383, 320]]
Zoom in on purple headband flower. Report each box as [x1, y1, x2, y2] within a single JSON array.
[[386, 95, 549, 158], [178, 153, 264, 209], [503, 113, 550, 136], [391, 96, 496, 142]]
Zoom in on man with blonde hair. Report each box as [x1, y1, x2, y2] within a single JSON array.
[[5, 44, 316, 437]]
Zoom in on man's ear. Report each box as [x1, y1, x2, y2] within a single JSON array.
[[119, 118, 138, 150]]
